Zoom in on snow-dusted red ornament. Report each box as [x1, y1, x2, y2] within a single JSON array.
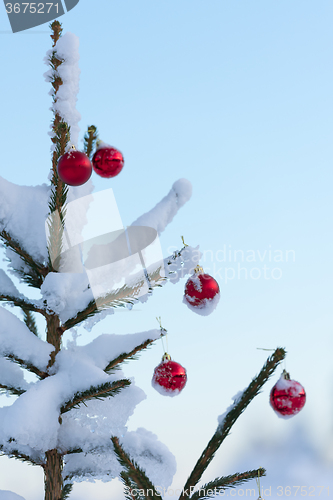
[[152, 353, 187, 397], [57, 147, 92, 186], [184, 265, 220, 315], [270, 370, 306, 418], [92, 145, 124, 178]]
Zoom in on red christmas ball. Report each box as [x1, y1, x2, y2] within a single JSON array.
[[270, 371, 306, 418], [57, 149, 92, 186], [92, 146, 124, 178], [184, 266, 220, 314], [152, 354, 187, 397]]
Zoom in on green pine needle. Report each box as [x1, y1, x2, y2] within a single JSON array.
[[61, 379, 131, 414]]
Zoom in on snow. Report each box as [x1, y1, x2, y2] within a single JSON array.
[[0, 492, 26, 500], [44, 32, 81, 148], [121, 428, 177, 486], [151, 379, 184, 398], [42, 184, 196, 323], [217, 389, 246, 428], [0, 270, 22, 299], [166, 245, 202, 285], [0, 357, 30, 393], [131, 179, 192, 235], [0, 328, 178, 485], [0, 307, 54, 370], [0, 176, 50, 263], [183, 290, 220, 316], [40, 272, 93, 323]]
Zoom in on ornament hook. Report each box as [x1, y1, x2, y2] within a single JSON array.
[[256, 469, 264, 500], [181, 236, 188, 247], [156, 317, 168, 354]]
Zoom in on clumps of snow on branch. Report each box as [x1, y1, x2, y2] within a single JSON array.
[[0, 270, 23, 299], [166, 245, 202, 285], [217, 389, 246, 429], [0, 307, 54, 371], [0, 357, 31, 393], [44, 32, 81, 148], [0, 329, 176, 486], [0, 177, 50, 263], [121, 428, 177, 486], [131, 179, 192, 235], [40, 272, 93, 323]]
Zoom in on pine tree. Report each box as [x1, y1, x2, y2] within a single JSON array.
[[0, 21, 286, 500]]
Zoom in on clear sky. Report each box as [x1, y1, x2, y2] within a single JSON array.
[[0, 1, 333, 499]]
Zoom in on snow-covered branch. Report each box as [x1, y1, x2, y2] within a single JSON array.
[[131, 179, 192, 235], [0, 307, 54, 373], [178, 348, 286, 500]]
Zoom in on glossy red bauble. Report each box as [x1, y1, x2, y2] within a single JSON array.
[[270, 371, 306, 418], [184, 267, 220, 313], [152, 354, 187, 397], [57, 149, 92, 186], [92, 146, 124, 178]]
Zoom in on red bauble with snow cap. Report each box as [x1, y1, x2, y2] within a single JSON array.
[[270, 370, 306, 418], [152, 353, 187, 397], [57, 146, 92, 186], [92, 143, 124, 178], [184, 265, 220, 315]]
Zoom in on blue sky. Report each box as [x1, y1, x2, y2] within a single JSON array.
[[0, 1, 333, 499]]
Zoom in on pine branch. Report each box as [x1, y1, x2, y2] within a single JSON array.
[[1, 446, 43, 467], [62, 483, 73, 500], [104, 338, 158, 373], [0, 230, 48, 288], [21, 308, 39, 336], [61, 280, 145, 331], [6, 354, 48, 379], [50, 20, 62, 47], [62, 262, 167, 332], [189, 468, 266, 500], [111, 436, 161, 500], [46, 21, 71, 272], [0, 292, 46, 320], [178, 348, 286, 500], [60, 379, 131, 414], [84, 125, 98, 159], [120, 472, 142, 500], [0, 383, 25, 396]]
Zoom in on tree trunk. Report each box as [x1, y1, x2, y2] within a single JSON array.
[[44, 316, 63, 499], [44, 449, 63, 500]]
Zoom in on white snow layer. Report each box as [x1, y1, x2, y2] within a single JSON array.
[[44, 32, 81, 148], [0, 329, 176, 485], [0, 176, 50, 263], [183, 290, 220, 316], [0, 357, 30, 392], [131, 179, 192, 234], [0, 492, 26, 500], [0, 270, 22, 299], [0, 307, 54, 370]]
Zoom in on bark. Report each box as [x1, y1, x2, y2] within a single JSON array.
[[44, 315, 64, 499], [44, 449, 63, 500]]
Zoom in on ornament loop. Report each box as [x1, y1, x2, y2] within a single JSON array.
[[256, 469, 264, 500], [156, 317, 168, 354], [181, 236, 188, 247]]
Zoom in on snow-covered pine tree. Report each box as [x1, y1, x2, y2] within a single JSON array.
[[0, 21, 286, 500]]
